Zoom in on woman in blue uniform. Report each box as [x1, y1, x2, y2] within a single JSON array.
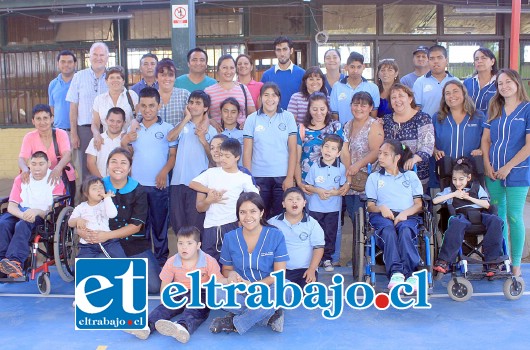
[[463, 48, 498, 117], [481, 68, 530, 277]]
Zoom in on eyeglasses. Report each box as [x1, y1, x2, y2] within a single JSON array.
[[93, 78, 99, 93]]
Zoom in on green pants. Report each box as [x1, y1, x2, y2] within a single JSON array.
[[486, 178, 529, 267]]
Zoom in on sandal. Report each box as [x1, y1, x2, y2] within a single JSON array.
[[433, 259, 449, 274]]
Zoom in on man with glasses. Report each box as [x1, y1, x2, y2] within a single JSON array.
[[66, 42, 109, 182], [261, 36, 305, 110], [48, 50, 76, 132], [131, 53, 159, 95]]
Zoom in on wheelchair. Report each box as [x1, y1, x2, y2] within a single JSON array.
[[0, 194, 78, 295], [432, 155, 525, 302], [351, 168, 435, 294]]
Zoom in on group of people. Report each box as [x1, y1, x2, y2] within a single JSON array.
[[0, 35, 529, 341]]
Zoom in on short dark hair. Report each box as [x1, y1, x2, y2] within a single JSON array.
[[347, 52, 364, 65], [282, 186, 306, 202], [30, 151, 49, 162], [383, 139, 413, 169], [106, 107, 126, 121], [323, 134, 344, 151], [32, 104, 52, 118], [187, 47, 208, 63], [176, 226, 201, 243], [220, 97, 241, 113], [56, 50, 77, 63], [189, 90, 211, 109], [106, 147, 133, 168], [140, 53, 158, 64], [351, 91, 374, 107], [80, 175, 104, 202], [428, 44, 448, 59], [139, 87, 161, 104], [220, 138, 242, 158], [156, 58, 177, 76], [273, 36, 293, 49]]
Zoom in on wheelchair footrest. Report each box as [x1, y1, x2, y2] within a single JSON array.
[[0, 275, 28, 283]]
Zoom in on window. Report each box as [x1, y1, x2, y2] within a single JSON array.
[[129, 9, 171, 39], [383, 4, 437, 34], [443, 6, 496, 35], [440, 42, 500, 80], [197, 8, 243, 37], [250, 6, 305, 36], [323, 5, 376, 35]]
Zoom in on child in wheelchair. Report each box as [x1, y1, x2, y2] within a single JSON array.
[[432, 157, 504, 276], [365, 140, 424, 291], [0, 151, 65, 278], [68, 176, 126, 258]]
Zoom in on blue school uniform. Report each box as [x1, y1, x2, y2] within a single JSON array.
[[129, 117, 177, 187], [484, 102, 530, 187], [433, 111, 484, 159], [243, 110, 297, 177], [220, 226, 289, 282], [463, 76, 496, 117], [304, 158, 347, 213], [330, 77, 380, 124]]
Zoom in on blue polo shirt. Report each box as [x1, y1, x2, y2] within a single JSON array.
[[484, 102, 530, 187], [330, 77, 380, 124], [413, 71, 459, 117], [171, 121, 218, 186], [261, 64, 305, 110], [325, 73, 346, 96], [48, 74, 72, 130], [129, 117, 177, 187], [463, 76, 496, 118], [365, 168, 423, 212], [304, 158, 347, 213], [243, 110, 297, 177], [220, 226, 289, 282], [268, 212, 324, 270], [433, 111, 484, 159]]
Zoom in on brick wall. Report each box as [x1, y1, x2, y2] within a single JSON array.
[[0, 128, 33, 178]]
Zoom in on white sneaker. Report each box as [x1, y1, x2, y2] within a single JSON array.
[[387, 272, 405, 289], [323, 260, 334, 272], [405, 275, 419, 292], [123, 328, 151, 340], [155, 320, 190, 343]]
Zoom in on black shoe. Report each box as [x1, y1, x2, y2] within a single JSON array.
[[268, 309, 284, 332], [209, 315, 236, 334]]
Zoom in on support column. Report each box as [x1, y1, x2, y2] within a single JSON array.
[[510, 0, 521, 70], [171, 0, 196, 74]]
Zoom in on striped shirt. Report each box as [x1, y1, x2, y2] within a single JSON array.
[[66, 68, 108, 125], [159, 250, 223, 290], [205, 83, 255, 124]]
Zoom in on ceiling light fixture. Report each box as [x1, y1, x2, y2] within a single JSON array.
[[48, 12, 133, 23]]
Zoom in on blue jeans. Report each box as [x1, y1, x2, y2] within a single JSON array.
[[148, 290, 209, 334], [144, 186, 170, 266], [77, 240, 126, 258], [369, 213, 422, 279], [255, 177, 285, 219], [129, 249, 162, 295], [0, 212, 42, 264], [215, 282, 292, 334]]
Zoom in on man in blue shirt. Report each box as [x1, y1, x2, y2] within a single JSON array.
[[400, 46, 430, 89], [48, 50, 76, 131], [131, 53, 159, 95], [261, 36, 305, 110]]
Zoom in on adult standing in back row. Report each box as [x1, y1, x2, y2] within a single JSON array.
[[66, 42, 109, 181], [261, 36, 305, 111]]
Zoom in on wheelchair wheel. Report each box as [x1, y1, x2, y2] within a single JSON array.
[[53, 206, 77, 282], [447, 277, 473, 302], [37, 272, 51, 295], [503, 276, 525, 301], [352, 207, 365, 282]]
